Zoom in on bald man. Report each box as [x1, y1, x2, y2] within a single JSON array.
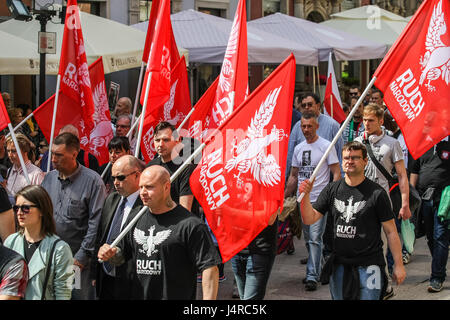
[[98, 166, 221, 300], [114, 97, 132, 119], [93, 155, 144, 300]]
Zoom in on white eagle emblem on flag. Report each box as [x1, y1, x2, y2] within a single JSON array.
[[225, 86, 288, 187], [419, 0, 450, 92]]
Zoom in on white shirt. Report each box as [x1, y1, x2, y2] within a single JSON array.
[[119, 189, 140, 230]]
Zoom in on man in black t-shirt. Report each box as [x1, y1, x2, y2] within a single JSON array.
[[98, 165, 221, 300], [299, 141, 406, 300], [410, 137, 450, 293], [146, 122, 199, 216]]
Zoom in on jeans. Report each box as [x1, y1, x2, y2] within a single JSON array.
[[231, 253, 275, 300], [422, 199, 450, 282], [386, 217, 411, 274], [329, 265, 384, 300], [302, 213, 327, 282]]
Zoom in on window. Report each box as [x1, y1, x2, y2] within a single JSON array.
[[140, 0, 152, 22]]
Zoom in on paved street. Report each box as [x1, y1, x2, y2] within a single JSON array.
[[198, 235, 450, 300]]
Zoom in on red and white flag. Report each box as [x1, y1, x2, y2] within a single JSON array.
[[139, 0, 180, 116], [189, 54, 296, 262], [140, 56, 191, 162], [0, 93, 10, 131], [374, 0, 450, 159], [34, 58, 113, 165], [190, 0, 248, 143], [323, 53, 346, 124], [58, 0, 96, 140]]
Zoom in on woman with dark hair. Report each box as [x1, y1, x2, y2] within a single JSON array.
[[4, 185, 74, 300]]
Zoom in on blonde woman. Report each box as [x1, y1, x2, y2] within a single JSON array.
[[4, 185, 74, 300]]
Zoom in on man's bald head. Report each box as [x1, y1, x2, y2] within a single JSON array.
[[141, 165, 170, 185], [113, 154, 144, 172], [112, 155, 143, 197], [139, 165, 173, 213], [59, 124, 79, 138]]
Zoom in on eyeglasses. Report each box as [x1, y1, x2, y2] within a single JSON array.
[[112, 171, 138, 181], [343, 155, 363, 162], [116, 125, 130, 129], [301, 102, 314, 108], [39, 144, 48, 149], [13, 204, 38, 214], [349, 92, 359, 96], [6, 149, 17, 154]]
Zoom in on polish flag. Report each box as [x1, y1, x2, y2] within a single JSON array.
[[323, 53, 346, 124]]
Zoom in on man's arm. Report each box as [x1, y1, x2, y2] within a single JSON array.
[[284, 167, 299, 198], [394, 160, 411, 220], [409, 173, 418, 188], [201, 266, 219, 300], [180, 195, 194, 212], [329, 163, 341, 182], [298, 179, 323, 225], [382, 219, 406, 285]]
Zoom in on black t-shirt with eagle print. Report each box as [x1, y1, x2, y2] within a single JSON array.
[[313, 178, 395, 264], [119, 204, 221, 300]]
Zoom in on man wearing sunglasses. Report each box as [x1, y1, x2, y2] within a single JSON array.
[[41, 132, 107, 300], [93, 155, 144, 300], [286, 92, 343, 180]]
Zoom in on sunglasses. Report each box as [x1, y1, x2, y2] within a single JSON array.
[[13, 204, 38, 214], [349, 92, 359, 96], [301, 102, 314, 108], [112, 171, 137, 182]]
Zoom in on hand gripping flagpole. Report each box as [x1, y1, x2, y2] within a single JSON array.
[[97, 141, 207, 263], [47, 74, 61, 172], [297, 77, 377, 204]]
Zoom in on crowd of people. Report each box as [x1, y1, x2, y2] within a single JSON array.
[[0, 86, 448, 301]]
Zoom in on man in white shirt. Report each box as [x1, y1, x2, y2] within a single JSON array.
[[285, 111, 341, 291]]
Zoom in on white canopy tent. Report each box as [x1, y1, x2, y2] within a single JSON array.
[[0, 7, 188, 75], [248, 12, 388, 62], [320, 5, 409, 48], [132, 9, 319, 66]]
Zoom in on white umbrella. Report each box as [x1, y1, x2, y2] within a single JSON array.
[[320, 5, 409, 48], [132, 9, 319, 66], [249, 12, 387, 62], [0, 7, 188, 74]]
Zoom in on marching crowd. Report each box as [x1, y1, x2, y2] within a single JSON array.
[[0, 86, 448, 301]]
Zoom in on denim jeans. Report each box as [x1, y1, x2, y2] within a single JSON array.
[[422, 199, 450, 282], [302, 213, 327, 282], [386, 217, 411, 274], [231, 253, 275, 300], [329, 264, 384, 300]]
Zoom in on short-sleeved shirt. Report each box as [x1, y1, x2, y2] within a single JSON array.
[[313, 178, 394, 264], [117, 205, 222, 300], [355, 130, 404, 194], [0, 245, 28, 299], [292, 136, 339, 202]]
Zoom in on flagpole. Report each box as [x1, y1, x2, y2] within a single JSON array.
[[331, 95, 333, 118], [97, 144, 204, 263], [312, 66, 316, 93], [47, 74, 61, 172], [100, 115, 141, 178], [316, 66, 321, 101], [7, 123, 31, 185], [134, 71, 152, 158], [131, 62, 145, 132], [297, 76, 377, 204], [176, 107, 195, 132]]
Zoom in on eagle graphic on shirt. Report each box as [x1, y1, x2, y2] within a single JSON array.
[[134, 226, 172, 257], [334, 196, 366, 223]]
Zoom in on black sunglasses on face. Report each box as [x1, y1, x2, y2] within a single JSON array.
[[13, 205, 38, 214], [112, 171, 138, 182], [301, 102, 314, 108]]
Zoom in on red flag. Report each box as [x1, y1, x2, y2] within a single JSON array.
[[186, 77, 219, 142], [139, 0, 180, 113], [195, 0, 248, 139], [0, 93, 10, 131], [140, 56, 191, 162], [323, 53, 346, 124], [34, 58, 113, 165], [374, 0, 450, 159], [58, 0, 96, 141], [189, 54, 296, 262]]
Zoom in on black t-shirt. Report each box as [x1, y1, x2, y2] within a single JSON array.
[[119, 205, 221, 300], [313, 178, 394, 264], [147, 155, 199, 215], [411, 138, 450, 203], [240, 218, 278, 256]]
